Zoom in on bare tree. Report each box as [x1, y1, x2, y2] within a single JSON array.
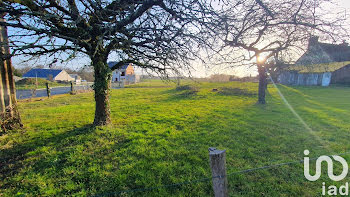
[[214, 0, 348, 104], [0, 0, 215, 125], [0, 16, 21, 132]]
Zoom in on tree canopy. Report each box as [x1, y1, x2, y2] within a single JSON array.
[[1, 0, 215, 72], [0, 0, 218, 125]]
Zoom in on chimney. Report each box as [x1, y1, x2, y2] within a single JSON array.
[[308, 36, 319, 48]]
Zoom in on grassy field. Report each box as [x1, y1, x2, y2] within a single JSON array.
[[1, 80, 350, 196]]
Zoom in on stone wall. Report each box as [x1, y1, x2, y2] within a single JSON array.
[[331, 64, 350, 84], [278, 71, 331, 86]]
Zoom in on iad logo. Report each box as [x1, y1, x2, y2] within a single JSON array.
[[304, 150, 348, 181]]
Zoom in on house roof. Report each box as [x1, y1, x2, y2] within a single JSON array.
[[23, 68, 63, 78], [287, 61, 350, 73], [296, 37, 350, 65], [107, 62, 130, 70], [288, 37, 350, 73], [317, 42, 350, 62]]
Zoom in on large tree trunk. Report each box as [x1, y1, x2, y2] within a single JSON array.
[[0, 18, 22, 131], [257, 65, 267, 104], [92, 56, 112, 126]]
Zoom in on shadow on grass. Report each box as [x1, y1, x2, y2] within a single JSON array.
[[272, 84, 350, 116], [0, 124, 94, 185], [161, 88, 200, 102]]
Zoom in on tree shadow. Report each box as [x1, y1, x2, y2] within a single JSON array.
[[160, 88, 201, 102], [0, 124, 95, 187], [272, 84, 350, 115]]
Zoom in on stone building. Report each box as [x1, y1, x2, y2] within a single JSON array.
[[278, 37, 350, 86]]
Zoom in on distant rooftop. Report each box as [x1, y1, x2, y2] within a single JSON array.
[[316, 42, 350, 62], [23, 68, 63, 78], [69, 74, 81, 79], [296, 36, 350, 65], [107, 62, 131, 70]]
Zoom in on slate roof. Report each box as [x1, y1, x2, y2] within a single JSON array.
[[296, 37, 350, 65], [107, 62, 130, 70], [290, 37, 350, 73], [23, 69, 63, 78], [317, 42, 350, 62]]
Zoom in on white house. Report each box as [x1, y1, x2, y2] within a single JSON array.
[[69, 74, 82, 84], [108, 62, 140, 84]]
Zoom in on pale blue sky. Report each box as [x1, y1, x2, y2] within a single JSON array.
[[10, 0, 350, 78]]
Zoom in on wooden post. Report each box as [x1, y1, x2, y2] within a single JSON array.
[[70, 81, 74, 92], [209, 147, 228, 197], [46, 83, 50, 98]]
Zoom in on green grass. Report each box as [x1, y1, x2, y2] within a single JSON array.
[[15, 78, 70, 90], [125, 79, 176, 88], [1, 80, 350, 196]]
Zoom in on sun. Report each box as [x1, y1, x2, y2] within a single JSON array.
[[257, 55, 266, 63]]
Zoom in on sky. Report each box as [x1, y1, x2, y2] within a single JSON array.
[[9, 0, 350, 78], [202, 0, 350, 78]]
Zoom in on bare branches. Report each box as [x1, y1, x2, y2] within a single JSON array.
[[0, 0, 215, 76], [3, 0, 346, 75], [214, 0, 348, 66], [255, 0, 274, 18]]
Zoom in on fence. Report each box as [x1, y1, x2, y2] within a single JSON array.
[[16, 83, 93, 100], [90, 149, 350, 197], [111, 81, 125, 89]]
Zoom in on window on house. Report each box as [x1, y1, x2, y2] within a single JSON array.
[[121, 72, 125, 76]]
